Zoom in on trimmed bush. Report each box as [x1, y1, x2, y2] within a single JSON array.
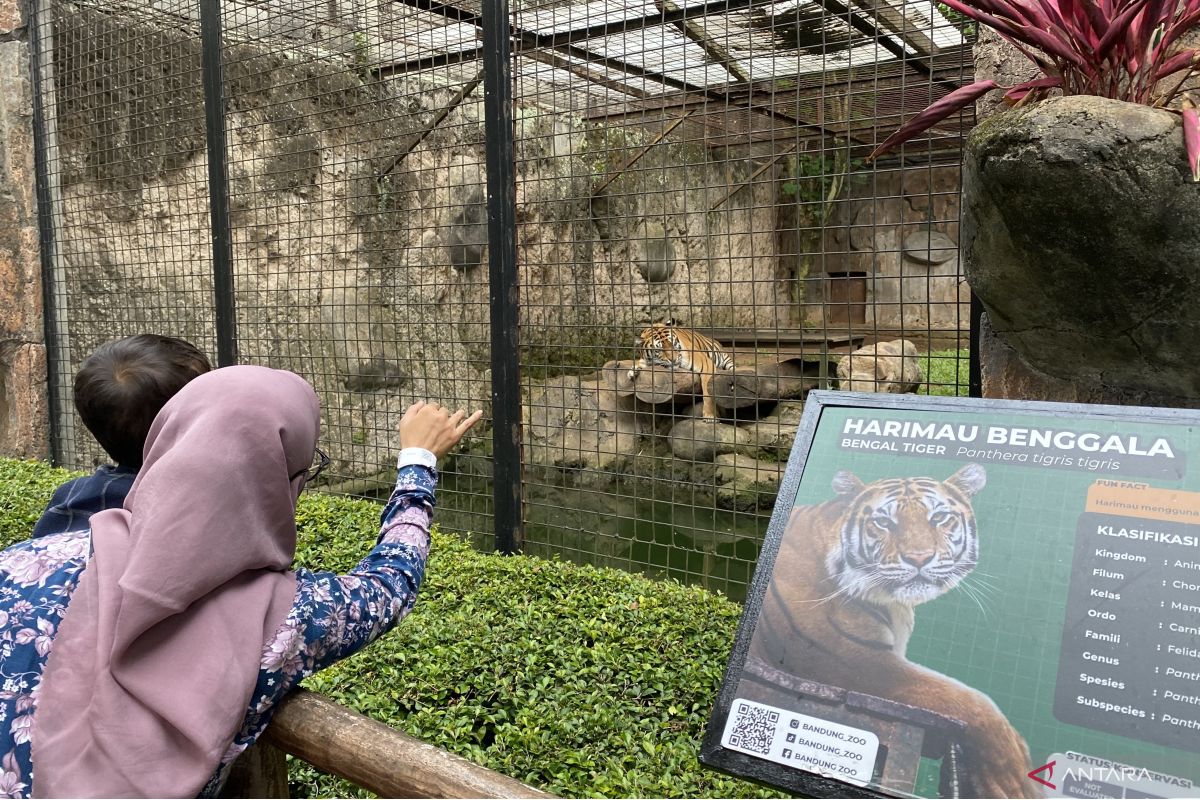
[[0, 459, 79, 546], [0, 458, 781, 799]]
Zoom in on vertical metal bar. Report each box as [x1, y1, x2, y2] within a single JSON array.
[[30, 0, 72, 465], [968, 292, 983, 398], [200, 0, 237, 366], [482, 0, 523, 554]]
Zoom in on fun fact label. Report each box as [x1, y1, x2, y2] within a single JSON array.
[[720, 699, 879, 787], [836, 415, 1185, 480]]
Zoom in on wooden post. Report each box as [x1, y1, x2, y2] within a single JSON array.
[[219, 741, 289, 798]]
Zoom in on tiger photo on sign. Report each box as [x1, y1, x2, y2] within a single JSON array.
[[749, 463, 1041, 797]]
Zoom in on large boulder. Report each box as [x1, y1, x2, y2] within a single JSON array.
[[667, 400, 806, 462], [668, 418, 757, 461], [524, 372, 646, 472], [714, 455, 784, 511], [963, 95, 1200, 401], [836, 339, 922, 393]]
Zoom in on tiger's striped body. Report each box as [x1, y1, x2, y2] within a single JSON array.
[[749, 465, 1039, 797], [627, 321, 733, 418]]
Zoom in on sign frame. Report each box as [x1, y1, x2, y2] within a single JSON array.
[[699, 390, 1200, 798]]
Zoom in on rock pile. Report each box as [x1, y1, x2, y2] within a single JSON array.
[[522, 339, 922, 510]]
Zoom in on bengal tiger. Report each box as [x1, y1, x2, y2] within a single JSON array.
[[749, 464, 1039, 797], [627, 320, 734, 418]]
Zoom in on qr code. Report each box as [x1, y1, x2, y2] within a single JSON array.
[[728, 702, 779, 755]]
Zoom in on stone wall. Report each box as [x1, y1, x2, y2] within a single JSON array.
[[0, 0, 48, 460], [972, 30, 1200, 404], [39, 4, 797, 474], [817, 163, 967, 331], [13, 1, 972, 474]]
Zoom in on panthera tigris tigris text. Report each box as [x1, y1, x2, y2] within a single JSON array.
[[749, 464, 1039, 797], [627, 320, 733, 418]]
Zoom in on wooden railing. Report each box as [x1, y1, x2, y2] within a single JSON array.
[[220, 689, 554, 799]]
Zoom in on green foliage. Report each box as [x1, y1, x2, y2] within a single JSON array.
[[295, 496, 781, 798], [0, 459, 782, 799], [781, 146, 863, 224], [937, 3, 977, 37], [920, 348, 971, 397], [0, 459, 80, 549], [349, 30, 375, 85]]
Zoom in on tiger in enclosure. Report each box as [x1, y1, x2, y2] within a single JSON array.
[[627, 320, 734, 418], [750, 464, 1040, 798]]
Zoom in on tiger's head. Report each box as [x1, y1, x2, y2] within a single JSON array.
[[635, 319, 677, 356], [824, 463, 986, 607]]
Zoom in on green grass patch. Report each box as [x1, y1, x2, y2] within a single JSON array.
[[0, 458, 781, 799], [920, 348, 970, 397]]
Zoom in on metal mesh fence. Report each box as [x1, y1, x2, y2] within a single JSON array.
[[33, 0, 217, 469], [33, 0, 975, 601], [506, 0, 972, 597]]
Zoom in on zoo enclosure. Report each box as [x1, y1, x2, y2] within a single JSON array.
[[32, 0, 978, 600]]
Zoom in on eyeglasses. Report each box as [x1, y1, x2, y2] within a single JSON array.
[[294, 447, 330, 485]]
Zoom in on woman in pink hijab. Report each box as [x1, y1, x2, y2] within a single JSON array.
[[0, 365, 479, 798]]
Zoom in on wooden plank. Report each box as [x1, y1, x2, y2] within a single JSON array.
[[263, 690, 554, 799], [592, 111, 695, 196], [522, 48, 653, 101], [708, 144, 797, 211], [377, 69, 484, 180], [700, 327, 863, 348], [656, 0, 751, 83], [845, 0, 940, 58]]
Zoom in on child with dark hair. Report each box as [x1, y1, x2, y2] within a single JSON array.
[[32, 334, 212, 537]]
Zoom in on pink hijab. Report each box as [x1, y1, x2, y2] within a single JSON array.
[[32, 365, 320, 798]]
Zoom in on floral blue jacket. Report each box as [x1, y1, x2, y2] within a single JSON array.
[[0, 463, 436, 798]]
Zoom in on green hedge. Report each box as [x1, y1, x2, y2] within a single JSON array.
[[0, 458, 781, 799]]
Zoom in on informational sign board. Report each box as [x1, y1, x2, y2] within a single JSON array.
[[700, 392, 1200, 799]]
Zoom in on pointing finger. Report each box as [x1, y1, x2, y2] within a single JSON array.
[[457, 410, 484, 433]]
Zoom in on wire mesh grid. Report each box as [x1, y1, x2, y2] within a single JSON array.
[[506, 0, 975, 597], [217, 1, 497, 542], [33, 0, 976, 600], [33, 0, 218, 469]]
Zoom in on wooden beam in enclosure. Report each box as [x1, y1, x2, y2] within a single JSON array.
[[223, 689, 554, 799], [845, 0, 940, 58], [708, 143, 795, 211], [523, 49, 654, 100], [591, 111, 695, 196], [656, 0, 751, 83], [381, 0, 843, 142], [377, 69, 485, 180]]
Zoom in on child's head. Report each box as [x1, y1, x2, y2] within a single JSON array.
[[74, 335, 213, 468]]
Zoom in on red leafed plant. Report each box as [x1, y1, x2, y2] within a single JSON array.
[[869, 0, 1200, 180]]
